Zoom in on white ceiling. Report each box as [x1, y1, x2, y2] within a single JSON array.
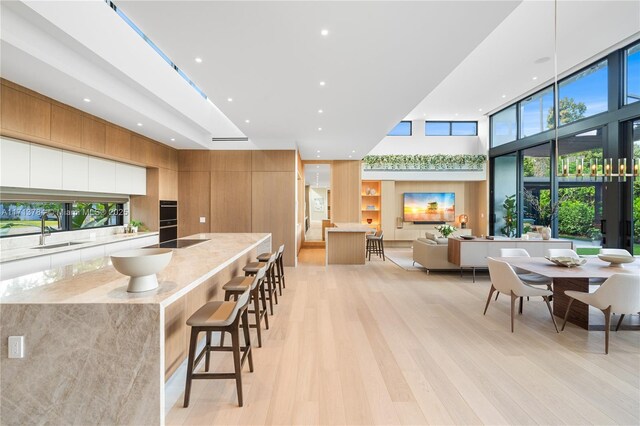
[[304, 164, 331, 188], [1, 1, 637, 159], [408, 0, 640, 121], [116, 0, 521, 159]]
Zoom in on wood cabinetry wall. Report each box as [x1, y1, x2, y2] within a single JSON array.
[[330, 160, 362, 223], [178, 150, 297, 266], [0, 79, 178, 231]]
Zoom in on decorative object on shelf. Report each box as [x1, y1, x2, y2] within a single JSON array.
[[396, 217, 404, 229], [366, 205, 376, 210], [539, 226, 552, 240], [111, 248, 173, 292], [370, 188, 377, 195], [127, 220, 142, 233], [545, 256, 586, 268], [435, 224, 457, 238], [366, 187, 371, 195], [458, 214, 468, 229], [366, 218, 373, 224], [460, 235, 476, 240], [361, 154, 487, 171], [597, 254, 636, 267]]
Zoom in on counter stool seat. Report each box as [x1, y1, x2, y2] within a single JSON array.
[[223, 276, 253, 292], [187, 301, 238, 327], [256, 252, 274, 262], [243, 262, 267, 274]]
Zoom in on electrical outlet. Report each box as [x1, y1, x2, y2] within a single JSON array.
[[199, 217, 206, 223], [8, 336, 24, 359]]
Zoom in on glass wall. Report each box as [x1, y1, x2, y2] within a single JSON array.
[[520, 87, 554, 138], [492, 153, 518, 236], [558, 60, 608, 125], [557, 128, 605, 250], [632, 120, 640, 254], [626, 43, 640, 105], [522, 143, 551, 234], [491, 105, 517, 147]]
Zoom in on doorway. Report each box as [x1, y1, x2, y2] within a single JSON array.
[[304, 164, 331, 243]]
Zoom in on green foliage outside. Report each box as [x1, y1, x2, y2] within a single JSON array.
[[547, 97, 587, 128], [500, 194, 517, 237]]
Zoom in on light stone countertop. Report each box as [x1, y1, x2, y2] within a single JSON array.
[[0, 231, 159, 263], [326, 222, 375, 232], [0, 233, 270, 307]]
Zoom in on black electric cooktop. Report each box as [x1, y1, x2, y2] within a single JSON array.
[[144, 239, 209, 249]]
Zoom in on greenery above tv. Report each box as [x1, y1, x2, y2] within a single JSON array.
[[362, 154, 487, 171]]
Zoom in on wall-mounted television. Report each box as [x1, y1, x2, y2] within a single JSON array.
[[403, 192, 455, 223]]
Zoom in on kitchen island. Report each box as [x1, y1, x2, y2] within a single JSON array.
[[0, 233, 271, 425], [325, 222, 373, 265]]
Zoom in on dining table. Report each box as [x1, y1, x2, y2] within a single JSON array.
[[495, 256, 640, 330]]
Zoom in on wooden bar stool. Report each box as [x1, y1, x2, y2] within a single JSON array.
[[258, 244, 285, 296], [183, 289, 253, 408], [223, 266, 269, 347], [366, 230, 385, 261], [244, 253, 278, 314]]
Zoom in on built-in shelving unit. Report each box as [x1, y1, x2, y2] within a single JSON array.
[[361, 180, 381, 230]]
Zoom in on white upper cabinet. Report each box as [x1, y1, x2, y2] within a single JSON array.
[[115, 163, 146, 195], [0, 138, 30, 188], [1, 137, 145, 195], [62, 151, 89, 191], [88, 157, 116, 193], [30, 145, 63, 190]]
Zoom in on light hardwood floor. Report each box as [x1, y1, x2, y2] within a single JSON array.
[[166, 248, 640, 425]]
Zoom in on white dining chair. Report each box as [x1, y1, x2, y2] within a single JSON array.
[[561, 273, 640, 354], [484, 257, 559, 333], [497, 248, 554, 310], [599, 248, 632, 256]]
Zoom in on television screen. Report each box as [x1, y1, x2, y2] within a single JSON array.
[[403, 192, 455, 223]]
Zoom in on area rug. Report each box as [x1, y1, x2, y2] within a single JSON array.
[[385, 250, 426, 272]]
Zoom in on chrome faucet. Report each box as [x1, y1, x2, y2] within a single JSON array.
[[40, 211, 58, 246]]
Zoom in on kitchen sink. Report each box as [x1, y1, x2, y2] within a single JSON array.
[[31, 242, 85, 250]]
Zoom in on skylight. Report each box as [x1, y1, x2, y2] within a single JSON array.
[[105, 0, 208, 100]]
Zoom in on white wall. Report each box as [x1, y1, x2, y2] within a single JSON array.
[[368, 118, 489, 155], [309, 187, 328, 221]]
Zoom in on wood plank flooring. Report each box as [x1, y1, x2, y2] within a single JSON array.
[[165, 248, 639, 425]]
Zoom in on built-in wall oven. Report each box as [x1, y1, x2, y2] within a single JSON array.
[[159, 200, 177, 243]]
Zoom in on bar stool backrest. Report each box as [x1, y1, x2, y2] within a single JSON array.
[[230, 289, 251, 319], [267, 252, 277, 265], [375, 230, 383, 238], [252, 266, 267, 290], [277, 244, 285, 256]]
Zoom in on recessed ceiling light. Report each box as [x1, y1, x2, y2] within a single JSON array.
[[316, 150, 320, 153], [320, 29, 329, 36], [455, 113, 459, 116], [227, 98, 233, 102], [532, 76, 538, 80], [501, 94, 506, 98], [348, 155, 352, 158], [352, 150, 355, 153], [319, 81, 326, 86], [195, 57, 203, 63], [318, 127, 322, 131], [316, 165, 320, 168], [170, 138, 175, 141], [534, 56, 551, 64], [318, 109, 323, 114], [478, 108, 483, 112], [83, 98, 91, 103], [245, 119, 250, 123], [137, 122, 143, 127]]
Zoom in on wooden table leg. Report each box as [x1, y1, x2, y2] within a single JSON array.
[[552, 277, 590, 330]]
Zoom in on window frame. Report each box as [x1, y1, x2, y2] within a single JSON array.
[[387, 120, 413, 136], [624, 41, 640, 106], [424, 121, 478, 136], [0, 201, 125, 238]]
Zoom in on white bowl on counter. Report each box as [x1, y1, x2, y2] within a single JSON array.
[[111, 248, 173, 292]]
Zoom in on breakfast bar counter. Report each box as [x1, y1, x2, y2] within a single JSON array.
[[0, 233, 271, 425], [325, 222, 373, 265]]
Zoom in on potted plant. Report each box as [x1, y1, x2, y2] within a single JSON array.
[[500, 194, 517, 238], [435, 224, 457, 238], [523, 189, 570, 240], [129, 219, 143, 233]]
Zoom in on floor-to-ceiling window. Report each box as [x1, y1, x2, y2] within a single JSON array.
[[522, 143, 551, 234], [630, 119, 640, 253], [557, 129, 605, 252], [491, 153, 518, 236]]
